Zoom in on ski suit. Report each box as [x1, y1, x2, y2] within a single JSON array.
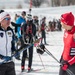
[[59, 26, 75, 75], [21, 20, 36, 70], [16, 16, 26, 38], [0, 26, 16, 75], [40, 21, 47, 44]]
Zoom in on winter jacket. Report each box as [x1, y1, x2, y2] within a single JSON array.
[[21, 20, 36, 43], [62, 26, 75, 61], [40, 21, 46, 31], [16, 16, 26, 38], [0, 26, 15, 62]]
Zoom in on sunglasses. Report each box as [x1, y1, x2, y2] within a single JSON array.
[[4, 18, 11, 21]]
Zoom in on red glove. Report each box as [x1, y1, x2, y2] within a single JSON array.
[[62, 64, 68, 71], [68, 56, 75, 65]]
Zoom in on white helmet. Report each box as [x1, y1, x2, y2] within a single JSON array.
[[27, 14, 32, 21]]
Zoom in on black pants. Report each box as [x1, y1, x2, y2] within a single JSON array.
[[41, 30, 46, 44], [59, 64, 75, 75], [21, 45, 33, 68], [0, 62, 16, 75]]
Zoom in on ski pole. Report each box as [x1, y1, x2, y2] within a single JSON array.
[[44, 48, 75, 75], [38, 54, 45, 70], [0, 38, 41, 65], [0, 44, 33, 65]]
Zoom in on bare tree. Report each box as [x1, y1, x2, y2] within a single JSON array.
[[32, 0, 44, 7], [24, 0, 75, 7], [54, 0, 60, 6], [67, 0, 75, 5], [17, 4, 22, 9], [50, 0, 75, 6]]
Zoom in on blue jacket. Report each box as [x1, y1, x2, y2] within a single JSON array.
[[16, 16, 26, 38]]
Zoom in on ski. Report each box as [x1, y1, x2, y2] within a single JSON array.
[[17, 68, 46, 75]]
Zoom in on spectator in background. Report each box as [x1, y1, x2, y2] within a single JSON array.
[[15, 11, 26, 60], [16, 11, 26, 39], [57, 19, 62, 31], [40, 17, 48, 45], [14, 13, 19, 21]]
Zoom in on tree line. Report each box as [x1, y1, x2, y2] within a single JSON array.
[[30, 0, 75, 7]]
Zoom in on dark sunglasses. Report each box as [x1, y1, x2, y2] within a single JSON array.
[[4, 18, 11, 21]]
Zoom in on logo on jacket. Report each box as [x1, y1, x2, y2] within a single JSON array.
[[0, 33, 3, 37], [8, 32, 12, 37]]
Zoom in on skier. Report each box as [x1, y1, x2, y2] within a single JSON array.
[[15, 11, 26, 60], [40, 17, 47, 45], [14, 13, 20, 21], [21, 14, 36, 72], [0, 11, 16, 75], [15, 11, 26, 44], [59, 12, 75, 75]]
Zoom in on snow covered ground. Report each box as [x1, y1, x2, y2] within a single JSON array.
[[4, 5, 75, 75], [14, 30, 64, 75]]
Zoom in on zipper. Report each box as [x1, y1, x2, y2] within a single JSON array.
[[5, 31, 8, 56]]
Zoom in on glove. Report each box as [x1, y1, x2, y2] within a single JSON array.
[[62, 63, 68, 71], [61, 60, 69, 71], [68, 56, 75, 65], [11, 22, 21, 27], [37, 48, 44, 54], [39, 44, 45, 50], [2, 56, 11, 61]]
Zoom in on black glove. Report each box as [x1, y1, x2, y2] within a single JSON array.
[[37, 48, 44, 54], [36, 44, 45, 54], [11, 22, 21, 27], [39, 44, 45, 50]]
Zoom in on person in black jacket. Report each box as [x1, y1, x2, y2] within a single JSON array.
[[21, 14, 36, 72], [40, 17, 47, 45], [0, 11, 16, 75]]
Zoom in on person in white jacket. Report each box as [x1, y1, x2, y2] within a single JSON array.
[[0, 11, 16, 75]]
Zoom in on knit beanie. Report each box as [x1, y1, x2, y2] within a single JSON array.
[[60, 12, 74, 26], [0, 12, 10, 22]]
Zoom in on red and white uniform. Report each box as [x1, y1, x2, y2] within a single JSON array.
[[62, 26, 75, 61]]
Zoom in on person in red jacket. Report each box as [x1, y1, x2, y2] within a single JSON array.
[[59, 12, 75, 75]]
